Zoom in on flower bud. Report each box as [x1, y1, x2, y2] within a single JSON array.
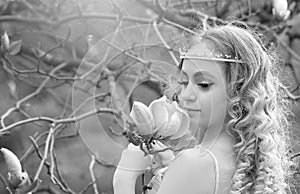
[[1, 148, 27, 189], [272, 0, 290, 21], [130, 101, 154, 135]]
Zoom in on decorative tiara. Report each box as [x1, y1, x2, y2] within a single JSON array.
[[179, 48, 245, 63]]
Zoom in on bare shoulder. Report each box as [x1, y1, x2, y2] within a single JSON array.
[[208, 135, 236, 193], [209, 134, 236, 171], [156, 135, 236, 194]]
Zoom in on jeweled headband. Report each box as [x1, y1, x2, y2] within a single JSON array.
[[179, 47, 245, 64]]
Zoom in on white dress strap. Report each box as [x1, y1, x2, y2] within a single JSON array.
[[204, 148, 220, 194]]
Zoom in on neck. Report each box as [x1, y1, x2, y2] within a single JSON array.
[[198, 125, 233, 150]]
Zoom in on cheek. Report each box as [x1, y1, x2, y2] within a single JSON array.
[[201, 90, 226, 112], [211, 90, 227, 119]]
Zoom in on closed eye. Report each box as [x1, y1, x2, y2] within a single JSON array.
[[197, 83, 214, 89]]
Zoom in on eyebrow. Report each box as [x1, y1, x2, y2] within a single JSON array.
[[180, 70, 215, 81], [194, 71, 215, 80]]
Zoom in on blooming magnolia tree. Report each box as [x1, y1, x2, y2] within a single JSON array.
[[0, 0, 300, 194]]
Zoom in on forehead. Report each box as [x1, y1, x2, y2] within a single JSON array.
[[181, 44, 225, 77], [182, 58, 224, 75]]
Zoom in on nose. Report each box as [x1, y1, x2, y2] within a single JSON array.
[[178, 82, 197, 105]]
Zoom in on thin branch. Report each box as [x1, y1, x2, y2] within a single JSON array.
[[33, 125, 55, 181], [20, 131, 48, 163], [0, 107, 118, 135], [0, 62, 70, 128], [52, 149, 76, 194], [89, 155, 99, 194], [291, 152, 300, 160], [28, 136, 76, 194], [0, 15, 52, 25], [153, 20, 178, 65], [46, 88, 73, 112], [0, 172, 8, 189], [55, 107, 119, 124], [0, 117, 55, 136], [54, 13, 151, 26], [80, 16, 124, 80], [49, 134, 56, 184], [71, 92, 110, 116]]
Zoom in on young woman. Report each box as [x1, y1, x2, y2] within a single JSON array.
[[113, 23, 294, 194]]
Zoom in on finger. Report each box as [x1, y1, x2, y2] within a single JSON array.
[[118, 145, 152, 172], [150, 141, 175, 165]]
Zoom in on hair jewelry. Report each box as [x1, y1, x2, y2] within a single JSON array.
[[179, 47, 245, 63]]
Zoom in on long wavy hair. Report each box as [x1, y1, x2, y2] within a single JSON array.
[[190, 23, 294, 193]]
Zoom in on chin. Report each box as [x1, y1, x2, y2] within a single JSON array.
[[190, 117, 206, 127]]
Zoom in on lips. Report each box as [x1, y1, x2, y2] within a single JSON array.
[[184, 107, 201, 112], [183, 107, 201, 118]]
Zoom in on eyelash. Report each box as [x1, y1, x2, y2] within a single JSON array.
[[198, 83, 213, 89], [178, 81, 214, 89]]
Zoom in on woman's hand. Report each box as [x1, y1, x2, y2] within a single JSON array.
[[113, 143, 154, 194], [114, 143, 152, 179], [113, 143, 152, 194], [150, 140, 175, 173], [113, 141, 176, 194]]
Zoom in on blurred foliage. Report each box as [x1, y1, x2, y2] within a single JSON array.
[[0, 0, 300, 193]]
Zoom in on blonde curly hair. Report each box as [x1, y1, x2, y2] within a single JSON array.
[[193, 23, 294, 193]]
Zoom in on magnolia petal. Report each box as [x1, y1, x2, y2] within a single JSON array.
[[137, 123, 156, 135], [158, 111, 181, 137], [149, 95, 167, 111], [164, 99, 176, 115], [149, 100, 169, 132], [170, 102, 190, 139], [150, 95, 175, 115], [130, 101, 154, 135]]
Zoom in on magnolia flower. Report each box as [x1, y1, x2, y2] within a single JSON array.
[[130, 96, 190, 139]]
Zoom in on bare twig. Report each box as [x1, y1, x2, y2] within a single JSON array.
[[0, 62, 70, 128], [49, 133, 56, 184], [0, 117, 55, 136], [153, 20, 178, 65], [0, 172, 8, 189], [291, 152, 300, 160], [89, 155, 99, 194], [33, 125, 55, 181], [28, 136, 76, 194], [0, 107, 118, 135], [20, 131, 49, 163], [80, 15, 124, 80], [54, 13, 151, 26]]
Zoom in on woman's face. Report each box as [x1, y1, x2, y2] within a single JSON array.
[[178, 44, 228, 141]]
